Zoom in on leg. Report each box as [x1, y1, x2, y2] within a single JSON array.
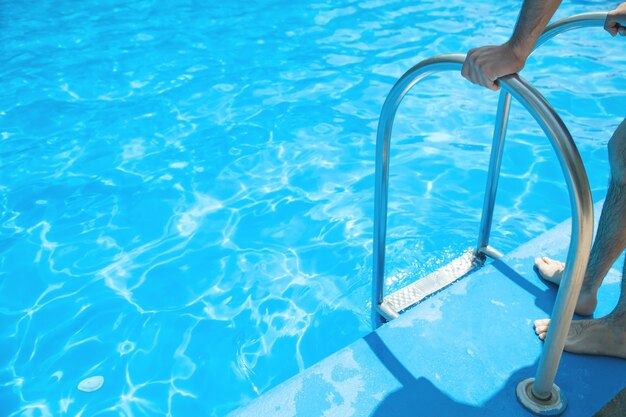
[[534, 257, 626, 358], [535, 118, 626, 315], [533, 120, 626, 358]]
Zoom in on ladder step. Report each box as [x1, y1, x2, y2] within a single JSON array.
[[383, 249, 484, 315]]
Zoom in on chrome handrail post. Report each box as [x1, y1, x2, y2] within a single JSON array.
[[372, 91, 393, 328], [476, 91, 511, 256], [372, 57, 464, 328], [513, 11, 606, 414], [500, 75, 593, 412], [533, 214, 592, 398], [372, 68, 414, 328]]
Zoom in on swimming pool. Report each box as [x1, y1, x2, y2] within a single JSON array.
[[1, 0, 623, 416]]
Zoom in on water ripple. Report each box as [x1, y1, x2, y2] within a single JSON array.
[[1, 0, 623, 416]]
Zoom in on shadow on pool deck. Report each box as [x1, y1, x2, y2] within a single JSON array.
[[366, 331, 536, 417], [229, 202, 626, 417]]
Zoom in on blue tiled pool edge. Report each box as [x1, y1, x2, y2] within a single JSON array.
[[228, 201, 626, 417]]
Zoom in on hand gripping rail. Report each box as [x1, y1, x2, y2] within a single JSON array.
[[372, 11, 608, 416]]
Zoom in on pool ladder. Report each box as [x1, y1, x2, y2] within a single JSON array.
[[372, 12, 608, 416]]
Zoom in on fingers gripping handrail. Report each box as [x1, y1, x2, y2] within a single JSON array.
[[372, 53, 594, 414]]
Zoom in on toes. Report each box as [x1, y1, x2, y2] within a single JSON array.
[[534, 328, 548, 340], [534, 319, 550, 340], [543, 257, 564, 269], [534, 257, 565, 284]]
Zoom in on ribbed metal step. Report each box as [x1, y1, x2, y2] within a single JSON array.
[[378, 249, 485, 319]]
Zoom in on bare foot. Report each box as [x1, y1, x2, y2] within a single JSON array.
[[534, 257, 597, 315], [534, 257, 565, 285], [534, 317, 626, 359]]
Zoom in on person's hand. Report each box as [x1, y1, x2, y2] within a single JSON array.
[[461, 42, 527, 91], [605, 3, 626, 36]]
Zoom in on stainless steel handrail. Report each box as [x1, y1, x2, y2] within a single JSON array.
[[472, 12, 607, 407], [372, 55, 594, 413], [372, 54, 593, 332], [372, 56, 467, 327], [374, 11, 609, 414]]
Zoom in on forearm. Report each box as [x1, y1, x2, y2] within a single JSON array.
[[508, 0, 563, 60], [461, 0, 564, 90]]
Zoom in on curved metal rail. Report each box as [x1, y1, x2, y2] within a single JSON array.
[[475, 12, 608, 408], [537, 12, 608, 49], [373, 11, 610, 415], [372, 54, 593, 331]]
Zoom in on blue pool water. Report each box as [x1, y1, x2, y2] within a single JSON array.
[[1, 0, 623, 416]]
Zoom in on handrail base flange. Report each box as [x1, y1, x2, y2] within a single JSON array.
[[516, 378, 567, 416]]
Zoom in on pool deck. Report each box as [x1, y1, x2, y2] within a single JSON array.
[[228, 202, 626, 417]]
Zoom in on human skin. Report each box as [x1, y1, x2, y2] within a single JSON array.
[[605, 2, 626, 36], [461, 1, 626, 89], [461, 0, 562, 90]]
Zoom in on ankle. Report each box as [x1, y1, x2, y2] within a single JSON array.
[[579, 279, 601, 299], [575, 294, 598, 316]]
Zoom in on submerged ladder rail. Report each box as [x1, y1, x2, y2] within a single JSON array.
[[373, 11, 611, 415], [372, 57, 471, 325]]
